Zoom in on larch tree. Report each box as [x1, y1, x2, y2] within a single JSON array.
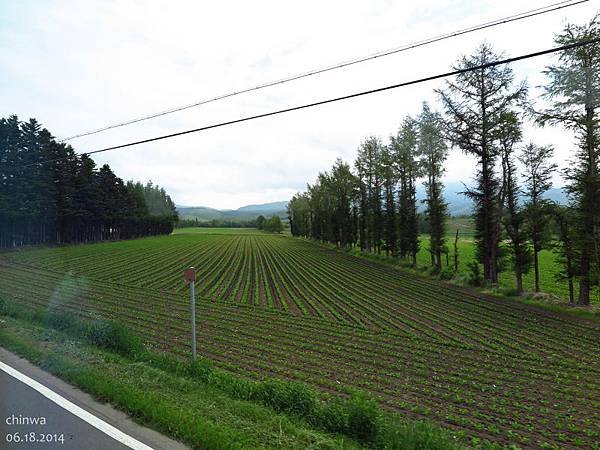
[[438, 42, 527, 284], [380, 145, 398, 256], [498, 112, 532, 293], [329, 158, 356, 247], [519, 143, 557, 293], [355, 136, 383, 253], [391, 117, 420, 266], [553, 206, 577, 303], [417, 102, 448, 272], [535, 15, 600, 305]]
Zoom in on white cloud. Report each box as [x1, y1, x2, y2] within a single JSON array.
[[1, 0, 596, 208]]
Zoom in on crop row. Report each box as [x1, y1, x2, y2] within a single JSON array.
[[6, 234, 598, 367], [0, 260, 598, 448]]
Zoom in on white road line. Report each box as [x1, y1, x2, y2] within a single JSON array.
[[0, 360, 154, 450]]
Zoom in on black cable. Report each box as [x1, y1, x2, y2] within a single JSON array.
[[15, 37, 600, 169], [57, 0, 588, 142]]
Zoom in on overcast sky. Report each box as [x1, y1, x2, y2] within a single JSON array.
[[1, 1, 597, 209]]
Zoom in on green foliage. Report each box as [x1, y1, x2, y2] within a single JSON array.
[[83, 320, 143, 357], [176, 218, 259, 228], [0, 298, 141, 357], [378, 420, 462, 450], [536, 14, 600, 305], [256, 215, 266, 230], [466, 261, 483, 287], [313, 399, 349, 435], [439, 43, 526, 285], [0, 115, 178, 248], [43, 310, 77, 331], [257, 215, 283, 233], [188, 358, 214, 382], [419, 101, 448, 271], [345, 392, 381, 443], [253, 379, 318, 417], [138, 354, 458, 449], [439, 267, 454, 280]]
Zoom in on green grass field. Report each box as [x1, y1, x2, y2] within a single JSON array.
[[0, 229, 598, 448], [444, 216, 476, 237], [416, 233, 600, 304]]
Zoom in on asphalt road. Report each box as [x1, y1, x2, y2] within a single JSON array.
[[0, 369, 131, 450], [0, 348, 189, 450]]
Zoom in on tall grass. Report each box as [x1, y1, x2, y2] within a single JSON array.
[[0, 296, 142, 356], [141, 352, 461, 449]]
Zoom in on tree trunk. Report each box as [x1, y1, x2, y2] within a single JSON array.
[[534, 248, 540, 292], [578, 252, 590, 305], [568, 276, 574, 304], [516, 270, 523, 294], [454, 229, 459, 273]]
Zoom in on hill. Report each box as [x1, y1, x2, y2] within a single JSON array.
[[179, 186, 567, 222], [177, 201, 287, 222], [237, 201, 288, 213], [419, 182, 568, 216]]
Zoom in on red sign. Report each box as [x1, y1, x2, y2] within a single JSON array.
[[184, 267, 196, 283]]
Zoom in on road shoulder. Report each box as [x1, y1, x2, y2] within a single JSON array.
[[0, 347, 189, 450]]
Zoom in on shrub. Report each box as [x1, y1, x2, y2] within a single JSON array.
[[500, 287, 521, 297], [428, 265, 441, 276], [83, 320, 142, 357], [346, 392, 381, 443], [253, 379, 318, 417], [439, 267, 454, 280], [188, 358, 213, 382], [44, 311, 76, 331], [312, 399, 348, 434], [466, 262, 483, 287]]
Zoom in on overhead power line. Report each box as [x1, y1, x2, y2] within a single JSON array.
[[23, 36, 596, 170], [58, 0, 588, 142]]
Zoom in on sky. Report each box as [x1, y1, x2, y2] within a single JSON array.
[[1, 0, 598, 209]]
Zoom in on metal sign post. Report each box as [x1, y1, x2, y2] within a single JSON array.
[[184, 267, 197, 361]]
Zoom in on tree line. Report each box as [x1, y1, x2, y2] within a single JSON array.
[[0, 116, 178, 248], [256, 215, 284, 233], [175, 218, 260, 228], [288, 16, 599, 305]]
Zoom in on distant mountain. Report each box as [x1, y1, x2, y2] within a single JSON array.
[[237, 201, 288, 213], [177, 201, 288, 222], [176, 206, 223, 221], [420, 182, 568, 216], [178, 185, 568, 222]]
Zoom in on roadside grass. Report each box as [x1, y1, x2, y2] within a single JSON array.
[[0, 298, 464, 450]]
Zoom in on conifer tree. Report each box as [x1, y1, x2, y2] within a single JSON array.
[[417, 102, 448, 271], [391, 117, 420, 266], [439, 43, 527, 284], [519, 143, 557, 292], [535, 15, 600, 304]]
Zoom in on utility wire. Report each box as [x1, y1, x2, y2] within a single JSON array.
[[58, 0, 588, 142], [22, 36, 598, 170]]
